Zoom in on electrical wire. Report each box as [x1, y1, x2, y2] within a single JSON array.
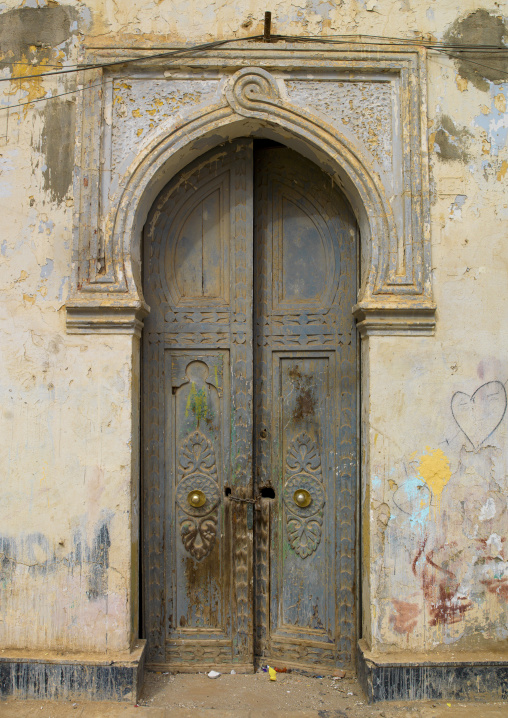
[[1, 32, 507, 112], [1, 33, 508, 84], [434, 50, 508, 77], [0, 34, 264, 83], [0, 82, 101, 112]]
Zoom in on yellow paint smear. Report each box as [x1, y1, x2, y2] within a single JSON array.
[[417, 447, 451, 499], [456, 75, 468, 92], [494, 93, 506, 113], [497, 160, 508, 181], [8, 52, 54, 114]]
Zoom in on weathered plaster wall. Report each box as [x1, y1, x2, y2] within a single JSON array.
[[0, 3, 137, 653], [365, 9, 508, 653], [0, 0, 506, 658]]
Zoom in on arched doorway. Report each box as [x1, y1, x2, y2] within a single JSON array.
[[142, 138, 358, 673]]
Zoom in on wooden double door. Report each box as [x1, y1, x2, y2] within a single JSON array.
[[142, 140, 358, 673]]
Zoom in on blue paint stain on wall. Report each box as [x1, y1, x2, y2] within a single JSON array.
[[474, 83, 508, 157], [40, 258, 53, 279], [393, 475, 431, 531], [449, 194, 467, 219], [58, 275, 69, 301], [38, 218, 54, 234]]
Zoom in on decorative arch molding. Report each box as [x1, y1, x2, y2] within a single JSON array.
[[67, 51, 435, 336]]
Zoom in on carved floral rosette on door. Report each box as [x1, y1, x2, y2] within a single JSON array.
[[176, 430, 220, 561], [283, 433, 326, 559]]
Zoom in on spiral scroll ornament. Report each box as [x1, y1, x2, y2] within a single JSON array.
[[225, 68, 281, 118]]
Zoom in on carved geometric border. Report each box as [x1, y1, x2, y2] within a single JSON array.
[[67, 44, 435, 336]]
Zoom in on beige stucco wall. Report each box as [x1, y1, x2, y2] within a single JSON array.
[[0, 0, 506, 658]]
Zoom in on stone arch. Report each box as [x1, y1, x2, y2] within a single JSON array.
[[111, 69, 392, 302], [67, 67, 435, 336]]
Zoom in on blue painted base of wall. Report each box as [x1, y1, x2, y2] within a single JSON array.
[[0, 641, 146, 703], [358, 639, 508, 703]]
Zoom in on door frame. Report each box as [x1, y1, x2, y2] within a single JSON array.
[[139, 140, 361, 671], [66, 49, 434, 670]]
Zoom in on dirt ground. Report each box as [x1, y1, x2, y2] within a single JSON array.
[[1, 671, 507, 717]]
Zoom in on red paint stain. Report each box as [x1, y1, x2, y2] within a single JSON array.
[[420, 545, 472, 627], [428, 582, 472, 626], [412, 537, 428, 576], [288, 366, 316, 421], [481, 578, 508, 601], [389, 599, 419, 637]]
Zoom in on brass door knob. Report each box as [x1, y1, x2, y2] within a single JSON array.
[[293, 489, 312, 508], [187, 489, 206, 508]]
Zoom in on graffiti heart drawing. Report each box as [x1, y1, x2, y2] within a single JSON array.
[[451, 381, 507, 450]]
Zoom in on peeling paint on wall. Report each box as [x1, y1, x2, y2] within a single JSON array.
[[39, 100, 75, 203], [444, 10, 508, 92], [474, 85, 508, 158], [430, 115, 472, 163]]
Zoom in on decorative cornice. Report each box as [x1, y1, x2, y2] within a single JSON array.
[[66, 300, 149, 337], [353, 301, 436, 337]]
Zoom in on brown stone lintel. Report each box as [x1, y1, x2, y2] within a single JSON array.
[[0, 640, 146, 702], [353, 300, 437, 337], [66, 298, 150, 337]]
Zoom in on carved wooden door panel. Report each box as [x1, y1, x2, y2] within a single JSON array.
[[253, 146, 358, 671], [142, 140, 358, 673], [142, 140, 254, 671]]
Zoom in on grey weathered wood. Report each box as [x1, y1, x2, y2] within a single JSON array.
[[253, 146, 358, 671], [142, 140, 254, 669], [143, 142, 357, 672]]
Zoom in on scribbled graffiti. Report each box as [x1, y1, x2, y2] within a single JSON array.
[[451, 381, 507, 451], [381, 376, 508, 643], [413, 538, 472, 627]]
